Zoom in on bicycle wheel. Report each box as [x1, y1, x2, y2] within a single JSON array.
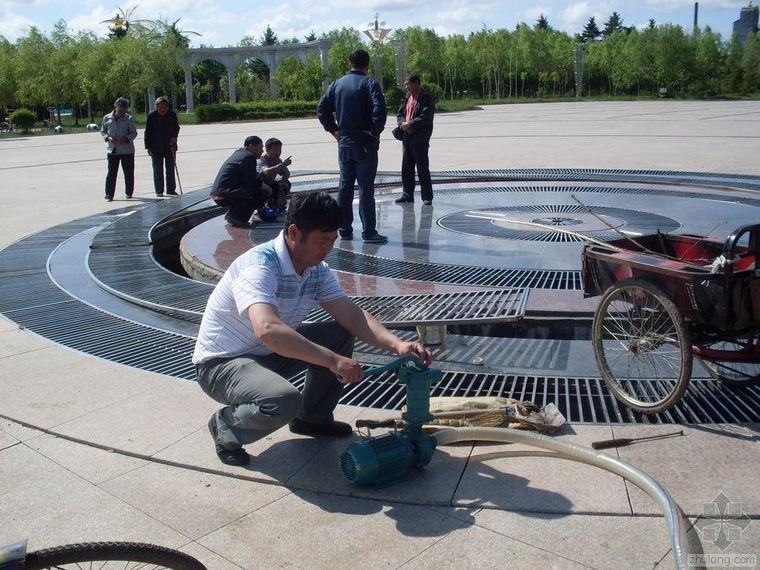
[[697, 337, 760, 387], [24, 541, 207, 570], [592, 278, 692, 413]]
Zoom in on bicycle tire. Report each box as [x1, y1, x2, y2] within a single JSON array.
[[24, 541, 207, 570], [592, 278, 692, 414], [697, 337, 760, 387]]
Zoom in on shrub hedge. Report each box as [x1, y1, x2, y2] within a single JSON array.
[[195, 100, 319, 123]]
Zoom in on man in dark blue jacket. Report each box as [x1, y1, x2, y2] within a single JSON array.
[[317, 50, 388, 244], [394, 74, 435, 205]]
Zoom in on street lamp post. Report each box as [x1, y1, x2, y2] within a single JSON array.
[[573, 43, 585, 99], [390, 30, 409, 88], [363, 13, 391, 83]]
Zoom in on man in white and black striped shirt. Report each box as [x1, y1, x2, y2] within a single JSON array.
[[193, 191, 432, 466]]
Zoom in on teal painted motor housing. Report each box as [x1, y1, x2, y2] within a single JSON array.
[[340, 429, 436, 486], [340, 356, 441, 486]]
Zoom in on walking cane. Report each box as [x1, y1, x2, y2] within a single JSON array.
[[173, 147, 183, 194]]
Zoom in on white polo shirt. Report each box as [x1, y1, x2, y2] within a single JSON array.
[[192, 231, 346, 364]]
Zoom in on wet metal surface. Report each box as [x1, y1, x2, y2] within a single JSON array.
[[2, 169, 760, 424]]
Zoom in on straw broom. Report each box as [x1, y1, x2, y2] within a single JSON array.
[[393, 408, 520, 429]]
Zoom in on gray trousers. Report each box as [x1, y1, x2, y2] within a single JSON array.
[[196, 321, 354, 450]]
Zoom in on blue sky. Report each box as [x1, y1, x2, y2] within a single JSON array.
[[0, 0, 751, 46]]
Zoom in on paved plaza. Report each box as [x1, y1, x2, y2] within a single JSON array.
[[1, 101, 759, 569]]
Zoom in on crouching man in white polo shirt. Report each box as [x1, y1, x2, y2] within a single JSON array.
[[192, 191, 432, 466]]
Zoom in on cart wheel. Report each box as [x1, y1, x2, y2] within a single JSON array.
[[697, 338, 760, 387], [592, 278, 692, 413]]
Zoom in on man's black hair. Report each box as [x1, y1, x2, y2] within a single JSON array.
[[349, 50, 370, 70], [244, 135, 262, 148], [407, 74, 421, 84], [285, 191, 343, 235], [265, 137, 282, 150]]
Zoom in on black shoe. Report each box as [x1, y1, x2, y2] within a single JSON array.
[[230, 221, 254, 229], [126, 194, 133, 199], [226, 216, 254, 229], [156, 193, 164, 197], [423, 200, 432, 206], [395, 195, 414, 204], [289, 418, 353, 437], [362, 232, 388, 244], [339, 231, 353, 241], [104, 195, 113, 202], [166, 191, 178, 195], [208, 416, 250, 466]]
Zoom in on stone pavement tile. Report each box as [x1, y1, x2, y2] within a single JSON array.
[[400, 519, 589, 570], [24, 431, 148, 485], [180, 542, 245, 570], [157, 405, 360, 484], [452, 425, 633, 514], [471, 508, 677, 570], [608, 424, 760, 517], [0, 444, 190, 551], [0, 327, 52, 358], [0, 420, 44, 444], [285, 430, 473, 505], [198, 489, 469, 570], [101, 461, 291, 541], [0, 346, 161, 430], [286, 407, 473, 504], [687, 514, 760, 564], [48, 372, 215, 456]]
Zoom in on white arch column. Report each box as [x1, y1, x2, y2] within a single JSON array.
[[185, 69, 194, 113]]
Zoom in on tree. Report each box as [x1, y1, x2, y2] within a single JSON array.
[[603, 12, 625, 38], [535, 14, 551, 31], [14, 27, 58, 110], [275, 54, 324, 100], [0, 36, 18, 110], [261, 25, 278, 46], [740, 31, 760, 92], [582, 17, 601, 43], [100, 6, 148, 39], [153, 18, 200, 48], [322, 27, 364, 82], [406, 27, 445, 88]]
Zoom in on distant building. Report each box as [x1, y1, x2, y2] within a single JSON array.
[[733, 3, 759, 43]]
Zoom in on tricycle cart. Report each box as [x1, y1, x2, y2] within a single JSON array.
[[582, 223, 760, 413]]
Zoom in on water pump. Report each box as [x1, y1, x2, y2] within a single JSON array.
[[339, 355, 441, 486]]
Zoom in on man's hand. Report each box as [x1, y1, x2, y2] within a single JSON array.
[[401, 121, 413, 133], [398, 340, 433, 367], [331, 131, 339, 141], [332, 355, 364, 384], [282, 156, 292, 167]]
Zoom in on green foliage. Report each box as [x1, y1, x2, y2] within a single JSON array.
[[275, 55, 325, 100], [195, 100, 318, 122], [2, 13, 759, 126], [10, 108, 37, 131], [385, 85, 405, 110], [426, 82, 444, 101]]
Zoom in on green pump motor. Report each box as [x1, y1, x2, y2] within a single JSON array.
[[339, 356, 441, 486]]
